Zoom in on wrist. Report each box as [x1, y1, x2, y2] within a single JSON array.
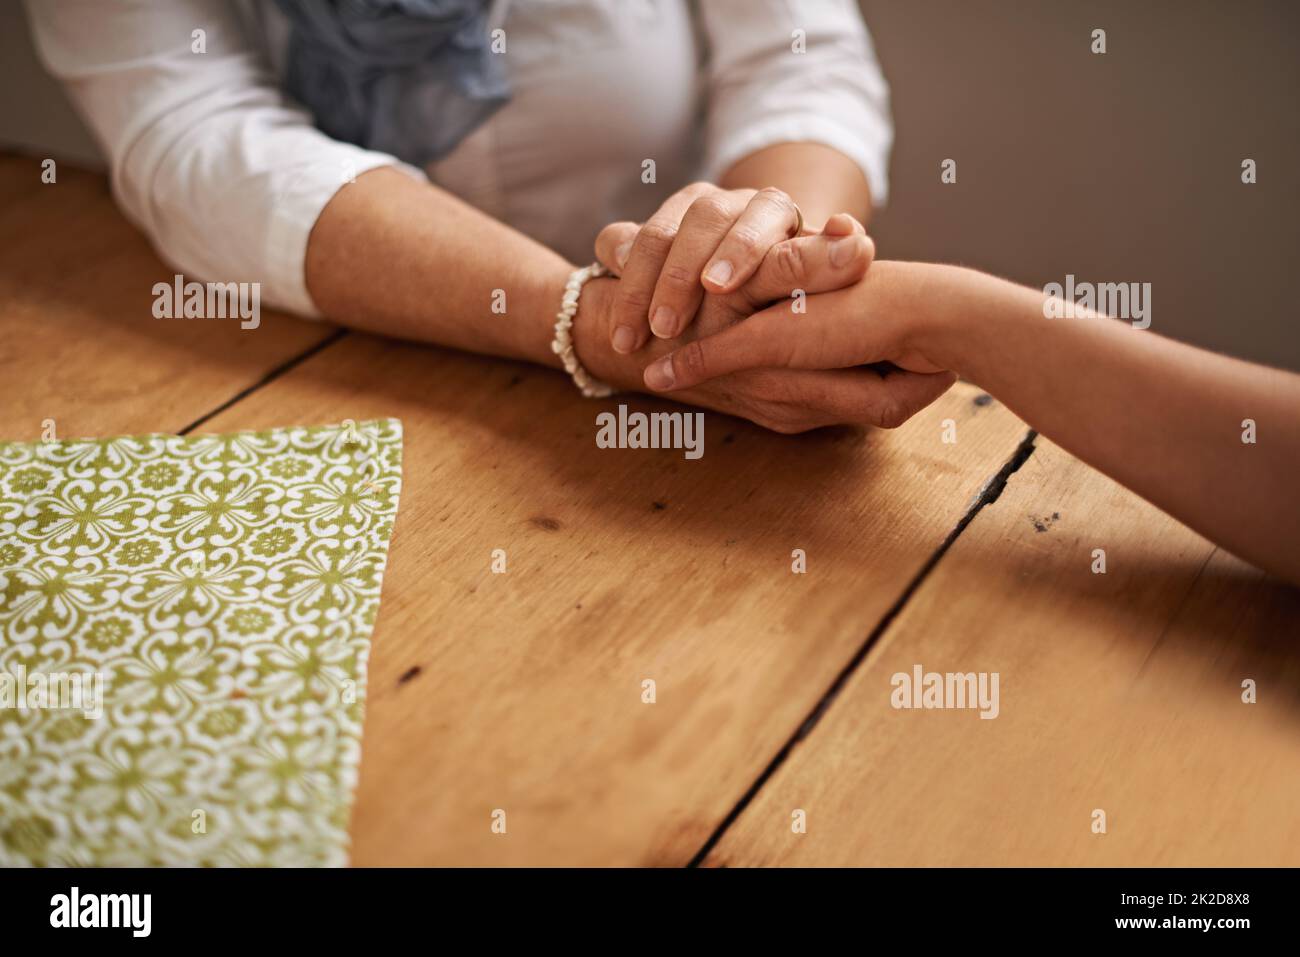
[[530, 259, 580, 368], [898, 263, 1013, 381], [568, 275, 646, 393]]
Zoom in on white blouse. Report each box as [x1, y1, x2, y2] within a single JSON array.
[[25, 0, 893, 318]]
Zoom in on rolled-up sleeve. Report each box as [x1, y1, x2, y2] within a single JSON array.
[[23, 0, 421, 317], [698, 0, 893, 205]]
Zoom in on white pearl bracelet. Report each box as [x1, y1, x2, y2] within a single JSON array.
[[551, 262, 615, 398]]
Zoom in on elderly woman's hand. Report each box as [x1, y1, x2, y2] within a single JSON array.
[[575, 227, 955, 433], [594, 182, 862, 353]]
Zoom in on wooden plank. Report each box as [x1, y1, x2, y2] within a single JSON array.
[[705, 438, 1300, 866], [0, 154, 336, 440], [185, 330, 1033, 865]]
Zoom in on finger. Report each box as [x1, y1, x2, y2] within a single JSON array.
[[609, 186, 704, 353], [851, 367, 957, 429], [594, 221, 641, 277], [642, 313, 792, 391], [642, 284, 882, 391], [688, 229, 874, 334], [647, 192, 746, 339], [701, 187, 800, 294], [741, 231, 876, 307], [746, 366, 956, 431], [821, 212, 867, 238]]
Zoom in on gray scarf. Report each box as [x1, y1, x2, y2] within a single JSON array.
[[274, 0, 510, 166]]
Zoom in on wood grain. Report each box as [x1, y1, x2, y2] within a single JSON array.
[[187, 329, 1032, 864], [11, 155, 1294, 868], [705, 437, 1300, 866], [0, 154, 335, 440]]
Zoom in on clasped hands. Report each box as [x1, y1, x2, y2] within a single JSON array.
[[574, 182, 956, 433]]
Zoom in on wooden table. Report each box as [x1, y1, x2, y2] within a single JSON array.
[[3, 155, 1297, 866]]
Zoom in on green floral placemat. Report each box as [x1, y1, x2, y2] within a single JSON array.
[[0, 418, 402, 866]]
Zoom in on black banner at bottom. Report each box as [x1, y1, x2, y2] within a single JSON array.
[[0, 866, 1280, 943]]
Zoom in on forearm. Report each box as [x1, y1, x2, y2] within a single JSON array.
[[305, 167, 575, 368], [922, 266, 1300, 582], [720, 142, 872, 230]]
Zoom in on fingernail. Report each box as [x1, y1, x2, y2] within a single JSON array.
[[612, 325, 637, 354], [704, 260, 733, 287], [829, 236, 860, 268], [615, 241, 632, 269], [650, 306, 677, 338], [644, 356, 676, 390]]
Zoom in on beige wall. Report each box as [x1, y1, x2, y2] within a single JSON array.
[[3, 1, 1296, 369], [0, 3, 102, 166], [863, 0, 1300, 370]]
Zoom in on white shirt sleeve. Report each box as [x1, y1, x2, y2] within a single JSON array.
[[697, 0, 894, 206], [23, 0, 423, 317]]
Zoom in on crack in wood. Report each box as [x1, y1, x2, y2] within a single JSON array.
[[177, 329, 349, 436], [686, 428, 1040, 868]]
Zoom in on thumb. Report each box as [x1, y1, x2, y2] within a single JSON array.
[[642, 284, 883, 391], [593, 220, 639, 276], [642, 308, 794, 391]]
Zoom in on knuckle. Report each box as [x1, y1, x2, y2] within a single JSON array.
[[771, 241, 806, 287], [874, 394, 909, 430], [757, 186, 793, 210], [688, 195, 734, 225], [659, 261, 697, 292], [683, 180, 714, 198], [679, 340, 709, 380], [638, 220, 678, 253], [617, 286, 652, 315], [728, 224, 764, 255]]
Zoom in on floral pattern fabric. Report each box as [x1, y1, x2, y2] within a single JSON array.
[[0, 419, 403, 866]]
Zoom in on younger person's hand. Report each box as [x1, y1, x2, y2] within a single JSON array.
[[641, 261, 955, 399]]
